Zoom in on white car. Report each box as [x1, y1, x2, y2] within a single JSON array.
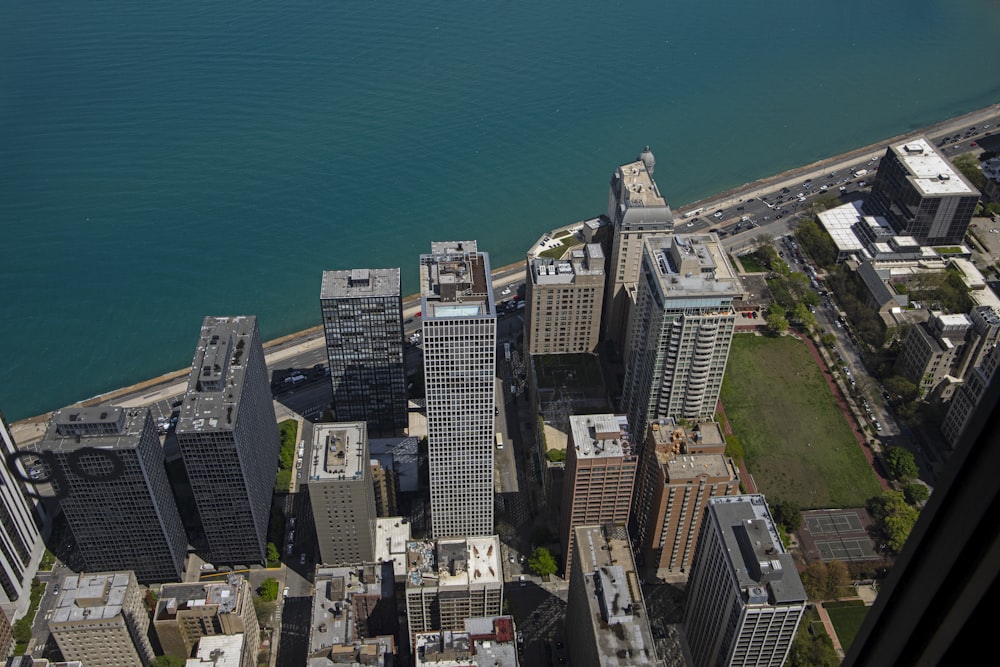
[[283, 587, 290, 598]]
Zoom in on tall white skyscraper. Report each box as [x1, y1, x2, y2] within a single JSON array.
[[621, 234, 743, 429], [0, 410, 45, 620], [684, 495, 806, 667], [420, 241, 497, 538]]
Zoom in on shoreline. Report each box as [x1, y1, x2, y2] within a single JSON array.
[[11, 100, 999, 432]]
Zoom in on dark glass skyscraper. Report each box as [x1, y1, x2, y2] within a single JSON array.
[[176, 316, 279, 565], [320, 269, 407, 436]]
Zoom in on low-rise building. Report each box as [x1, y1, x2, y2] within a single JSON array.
[[308, 564, 396, 666], [414, 616, 519, 666], [155, 574, 259, 667], [48, 571, 153, 667], [185, 634, 245, 667]]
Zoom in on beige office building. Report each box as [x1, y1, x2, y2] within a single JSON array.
[[154, 574, 259, 667], [559, 414, 637, 579], [525, 243, 605, 355], [49, 571, 153, 667], [631, 421, 740, 578], [603, 147, 675, 352]]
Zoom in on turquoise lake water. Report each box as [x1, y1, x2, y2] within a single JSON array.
[[3, 0, 1000, 420]]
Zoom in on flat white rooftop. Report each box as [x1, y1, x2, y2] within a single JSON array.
[[892, 136, 976, 196]]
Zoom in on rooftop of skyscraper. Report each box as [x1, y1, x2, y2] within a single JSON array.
[[310, 564, 393, 654], [40, 406, 148, 454], [887, 136, 978, 196], [574, 524, 661, 666], [419, 241, 495, 318], [155, 574, 246, 621], [644, 233, 744, 298], [614, 157, 668, 209], [308, 422, 368, 483], [177, 316, 258, 434], [569, 414, 634, 460], [709, 495, 806, 605], [320, 267, 401, 299], [405, 536, 502, 589], [530, 243, 605, 285]]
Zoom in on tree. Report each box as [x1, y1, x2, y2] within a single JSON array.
[[545, 448, 566, 463], [266, 542, 280, 567], [771, 500, 802, 533], [868, 491, 920, 553], [792, 303, 816, 330], [952, 152, 986, 190], [883, 375, 918, 403], [788, 608, 840, 667], [820, 332, 837, 348], [257, 578, 279, 602], [904, 481, 930, 506], [800, 560, 828, 600], [884, 447, 919, 481], [825, 560, 850, 599], [766, 312, 789, 333], [527, 547, 557, 578]]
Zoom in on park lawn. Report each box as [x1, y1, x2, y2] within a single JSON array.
[[721, 334, 882, 509], [824, 600, 868, 652]]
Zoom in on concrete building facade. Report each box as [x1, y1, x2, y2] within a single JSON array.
[[320, 268, 408, 435], [621, 234, 743, 428], [0, 411, 45, 620], [155, 574, 259, 667], [559, 414, 637, 579], [894, 312, 972, 397], [176, 316, 280, 566], [863, 136, 980, 245], [49, 571, 153, 667], [941, 341, 1000, 448], [603, 147, 675, 353], [31, 406, 186, 583], [420, 242, 497, 538], [684, 496, 806, 667], [631, 421, 739, 578], [525, 243, 605, 355], [404, 536, 503, 648], [306, 422, 378, 566], [566, 524, 663, 667]]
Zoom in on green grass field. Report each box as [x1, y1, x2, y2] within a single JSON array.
[[721, 334, 882, 509], [824, 600, 868, 652]]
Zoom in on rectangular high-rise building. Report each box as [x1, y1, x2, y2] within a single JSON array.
[[49, 571, 154, 667], [306, 422, 378, 566], [31, 407, 187, 583], [603, 147, 675, 353], [320, 269, 407, 435], [420, 241, 497, 538], [525, 243, 606, 355], [621, 234, 743, 429], [0, 410, 45, 620], [684, 496, 806, 667], [559, 414, 637, 579], [176, 316, 279, 565], [630, 420, 739, 578], [404, 536, 503, 649], [863, 136, 980, 245], [895, 312, 972, 398], [566, 524, 663, 667]]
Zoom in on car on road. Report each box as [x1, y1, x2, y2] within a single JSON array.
[[283, 587, 290, 598], [404, 318, 413, 324], [300, 554, 306, 565], [519, 575, 526, 587], [714, 210, 724, 219], [686, 221, 694, 227]]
